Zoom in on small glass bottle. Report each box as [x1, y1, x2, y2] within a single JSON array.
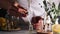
[[52, 18, 60, 34], [29, 23, 33, 34], [45, 15, 52, 32]]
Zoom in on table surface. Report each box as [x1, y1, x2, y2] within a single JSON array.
[[37, 32, 53, 34], [0, 30, 36, 34]]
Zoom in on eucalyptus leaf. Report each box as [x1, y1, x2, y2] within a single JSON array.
[[43, 0, 60, 23]]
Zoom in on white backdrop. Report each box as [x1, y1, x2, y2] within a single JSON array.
[[17, 0, 60, 22]]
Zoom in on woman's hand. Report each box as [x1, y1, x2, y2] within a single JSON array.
[[14, 2, 28, 17], [8, 2, 28, 17], [18, 8, 27, 14]]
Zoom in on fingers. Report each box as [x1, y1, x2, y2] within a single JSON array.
[[18, 8, 28, 14], [14, 2, 19, 7], [14, 2, 28, 14], [13, 2, 28, 17]]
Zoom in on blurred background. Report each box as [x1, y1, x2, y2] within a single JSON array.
[[0, 0, 60, 34]]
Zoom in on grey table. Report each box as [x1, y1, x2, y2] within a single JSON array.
[[0, 30, 36, 34]]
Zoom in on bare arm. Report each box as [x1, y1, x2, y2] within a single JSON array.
[[0, 0, 27, 17]]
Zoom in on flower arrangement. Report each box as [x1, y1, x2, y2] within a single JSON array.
[[43, 0, 60, 23]]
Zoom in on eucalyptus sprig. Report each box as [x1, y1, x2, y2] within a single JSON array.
[[43, 0, 60, 23]]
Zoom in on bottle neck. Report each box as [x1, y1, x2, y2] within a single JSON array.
[[55, 18, 59, 24]]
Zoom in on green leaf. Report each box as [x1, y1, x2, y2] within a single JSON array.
[[58, 3, 60, 10]]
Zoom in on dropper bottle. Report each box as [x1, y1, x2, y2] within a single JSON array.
[[55, 18, 59, 24], [45, 15, 52, 32], [27, 0, 33, 34]]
